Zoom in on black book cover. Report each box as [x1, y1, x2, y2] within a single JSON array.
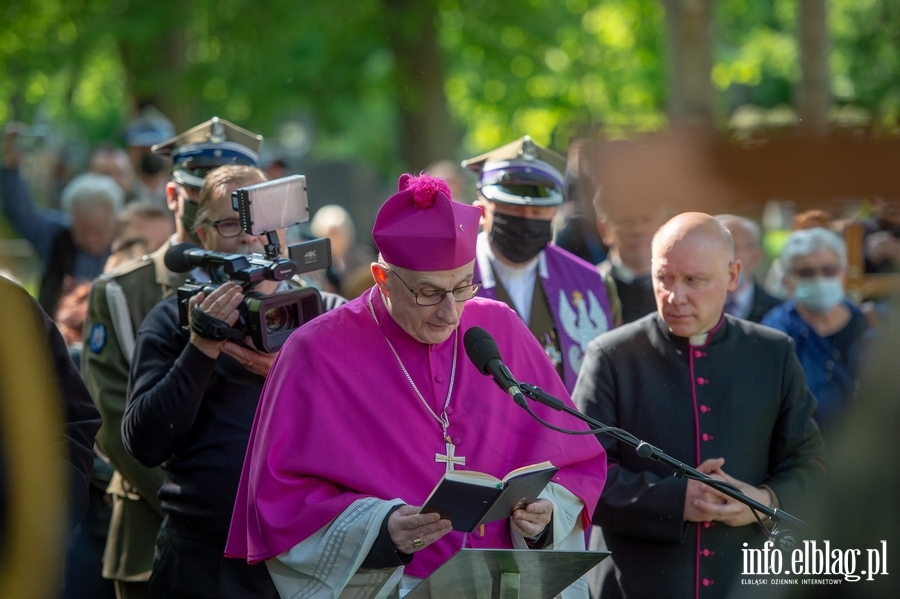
[[420, 462, 559, 533]]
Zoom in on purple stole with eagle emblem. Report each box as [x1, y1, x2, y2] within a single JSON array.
[[474, 242, 613, 392]]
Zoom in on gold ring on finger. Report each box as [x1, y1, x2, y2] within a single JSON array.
[[412, 537, 425, 549]]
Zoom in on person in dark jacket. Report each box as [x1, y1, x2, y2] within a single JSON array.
[[573, 213, 826, 599], [762, 227, 874, 433], [121, 165, 345, 599], [592, 186, 667, 324], [83, 117, 263, 599], [2, 125, 124, 313], [716, 214, 782, 323]]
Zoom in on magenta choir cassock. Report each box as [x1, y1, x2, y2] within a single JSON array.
[[224, 288, 607, 580]]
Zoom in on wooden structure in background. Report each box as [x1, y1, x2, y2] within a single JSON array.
[[586, 133, 900, 300]]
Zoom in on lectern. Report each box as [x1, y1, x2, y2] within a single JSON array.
[[403, 549, 609, 599]]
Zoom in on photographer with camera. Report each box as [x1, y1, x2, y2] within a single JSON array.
[[122, 164, 344, 599], [82, 118, 265, 599]]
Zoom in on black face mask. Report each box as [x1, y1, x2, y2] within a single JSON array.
[[489, 211, 553, 264], [180, 197, 202, 244], [140, 152, 165, 175]]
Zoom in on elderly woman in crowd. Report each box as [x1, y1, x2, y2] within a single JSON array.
[[762, 227, 873, 432]]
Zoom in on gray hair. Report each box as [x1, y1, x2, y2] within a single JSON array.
[[781, 227, 847, 271], [60, 173, 125, 215], [715, 214, 761, 249], [311, 204, 356, 244]]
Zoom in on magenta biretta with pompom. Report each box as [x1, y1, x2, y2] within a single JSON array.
[[373, 173, 481, 271]]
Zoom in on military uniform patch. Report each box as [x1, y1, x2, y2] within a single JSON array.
[[89, 323, 107, 353]]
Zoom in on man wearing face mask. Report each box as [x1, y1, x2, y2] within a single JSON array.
[[122, 106, 175, 206], [762, 227, 874, 433], [463, 137, 621, 393], [82, 118, 264, 599]]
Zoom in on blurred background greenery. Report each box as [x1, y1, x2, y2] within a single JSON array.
[[2, 0, 898, 176]]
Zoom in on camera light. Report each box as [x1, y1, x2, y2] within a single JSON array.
[[232, 174, 309, 236]]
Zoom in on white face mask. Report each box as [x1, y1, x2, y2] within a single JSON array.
[[794, 277, 844, 313]]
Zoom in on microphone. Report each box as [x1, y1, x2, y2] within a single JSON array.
[[164, 242, 254, 275], [463, 326, 527, 408], [164, 242, 203, 273]]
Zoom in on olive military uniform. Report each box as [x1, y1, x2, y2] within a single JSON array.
[[82, 240, 189, 590]]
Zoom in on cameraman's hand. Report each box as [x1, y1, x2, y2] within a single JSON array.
[[222, 341, 278, 377], [188, 282, 243, 359]]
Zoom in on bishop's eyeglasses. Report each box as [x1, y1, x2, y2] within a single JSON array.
[[389, 270, 481, 306]]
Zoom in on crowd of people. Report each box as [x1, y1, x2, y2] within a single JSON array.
[[1, 112, 896, 599]]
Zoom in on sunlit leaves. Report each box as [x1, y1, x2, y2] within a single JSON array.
[[830, 0, 900, 131], [713, 0, 799, 112], [71, 37, 127, 120], [439, 0, 667, 154]]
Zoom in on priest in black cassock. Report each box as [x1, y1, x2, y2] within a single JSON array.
[[573, 213, 826, 599]]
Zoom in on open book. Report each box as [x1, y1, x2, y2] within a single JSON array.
[[419, 462, 559, 533]]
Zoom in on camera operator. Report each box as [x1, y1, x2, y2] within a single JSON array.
[[122, 164, 345, 599], [82, 117, 265, 599]]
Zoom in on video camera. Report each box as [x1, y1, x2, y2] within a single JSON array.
[[166, 175, 332, 353]]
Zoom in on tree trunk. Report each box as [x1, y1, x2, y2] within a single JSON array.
[[382, 0, 459, 171], [662, 0, 716, 129], [797, 0, 830, 136], [111, 0, 191, 129]]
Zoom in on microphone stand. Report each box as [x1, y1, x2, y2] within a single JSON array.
[[516, 381, 806, 530]]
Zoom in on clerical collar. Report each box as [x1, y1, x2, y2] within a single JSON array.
[[658, 313, 727, 347], [689, 332, 709, 346], [689, 314, 727, 346]]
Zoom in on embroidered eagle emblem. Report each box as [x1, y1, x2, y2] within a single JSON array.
[[558, 289, 609, 374]]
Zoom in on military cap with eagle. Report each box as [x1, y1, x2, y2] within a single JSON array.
[[151, 117, 263, 189], [461, 135, 567, 207]]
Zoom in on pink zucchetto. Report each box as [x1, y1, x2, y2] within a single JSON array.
[[372, 173, 481, 271]]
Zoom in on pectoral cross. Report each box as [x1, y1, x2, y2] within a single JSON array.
[[435, 439, 466, 472]]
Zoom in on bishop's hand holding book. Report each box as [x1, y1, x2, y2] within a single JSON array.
[[418, 462, 559, 533]]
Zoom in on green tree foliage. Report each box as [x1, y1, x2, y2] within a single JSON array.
[[1, 0, 670, 166], [2, 0, 898, 175], [439, 0, 667, 153], [1, 0, 405, 170], [830, 0, 900, 132], [713, 0, 799, 113], [0, 0, 127, 140], [714, 0, 900, 131]]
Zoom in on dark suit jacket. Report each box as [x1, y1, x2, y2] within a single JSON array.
[[597, 259, 657, 324], [746, 281, 783, 323], [573, 313, 826, 599]]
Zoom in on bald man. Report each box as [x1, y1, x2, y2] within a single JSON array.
[[573, 213, 825, 599]]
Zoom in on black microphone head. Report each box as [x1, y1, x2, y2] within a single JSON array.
[[164, 242, 201, 273], [463, 326, 502, 376]]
